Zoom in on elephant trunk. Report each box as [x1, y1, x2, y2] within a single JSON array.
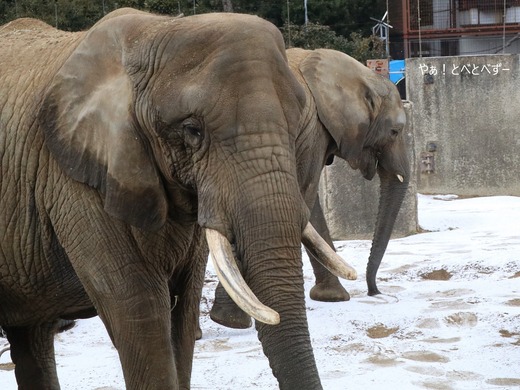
[[366, 167, 409, 296], [245, 222, 322, 389], [231, 187, 321, 389], [200, 157, 322, 387]]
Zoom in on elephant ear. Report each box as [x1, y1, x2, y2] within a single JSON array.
[[298, 48, 382, 169], [39, 19, 167, 231]]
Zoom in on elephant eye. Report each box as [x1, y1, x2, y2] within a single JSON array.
[[182, 118, 204, 148], [185, 124, 201, 138]]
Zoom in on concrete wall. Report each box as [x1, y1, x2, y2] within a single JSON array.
[[406, 54, 520, 196], [319, 102, 418, 240]]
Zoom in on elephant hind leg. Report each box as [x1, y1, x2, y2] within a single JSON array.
[[4, 321, 60, 390], [307, 197, 350, 302]]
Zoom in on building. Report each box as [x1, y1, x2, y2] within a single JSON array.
[[389, 0, 520, 58]]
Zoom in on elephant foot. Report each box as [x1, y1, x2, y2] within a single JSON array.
[[310, 281, 350, 302], [367, 288, 382, 296], [210, 302, 252, 329]]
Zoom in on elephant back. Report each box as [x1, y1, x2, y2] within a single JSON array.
[[0, 19, 83, 125]]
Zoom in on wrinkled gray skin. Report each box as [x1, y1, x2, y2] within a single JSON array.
[[210, 48, 410, 329], [0, 9, 329, 390]]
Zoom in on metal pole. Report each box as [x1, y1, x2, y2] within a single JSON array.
[[304, 0, 308, 25], [503, 0, 507, 53], [287, 0, 291, 47], [386, 0, 390, 57], [417, 0, 422, 57], [55, 0, 58, 29]]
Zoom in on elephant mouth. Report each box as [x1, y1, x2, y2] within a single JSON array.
[[360, 149, 405, 183], [205, 223, 357, 325], [357, 148, 378, 180]]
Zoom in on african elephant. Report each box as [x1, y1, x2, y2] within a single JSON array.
[[0, 9, 355, 390], [210, 48, 410, 329]]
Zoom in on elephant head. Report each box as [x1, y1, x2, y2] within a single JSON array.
[[208, 47, 409, 332], [289, 48, 410, 296], [37, 11, 354, 388]]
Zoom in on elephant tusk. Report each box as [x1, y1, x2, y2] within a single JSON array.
[[205, 229, 280, 326], [397, 174, 404, 183], [302, 223, 358, 280], [0, 346, 10, 358]]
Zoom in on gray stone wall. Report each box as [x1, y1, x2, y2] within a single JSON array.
[[406, 55, 520, 196], [319, 102, 418, 240]]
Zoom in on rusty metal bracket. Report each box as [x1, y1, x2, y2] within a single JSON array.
[[420, 151, 435, 174]]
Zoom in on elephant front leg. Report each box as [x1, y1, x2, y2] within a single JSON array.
[[169, 247, 208, 388], [4, 321, 60, 390], [92, 280, 177, 389], [306, 197, 350, 302], [73, 259, 177, 388], [49, 192, 182, 388]]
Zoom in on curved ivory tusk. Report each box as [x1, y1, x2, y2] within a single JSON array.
[[205, 229, 280, 325], [0, 346, 10, 358], [397, 174, 404, 183], [302, 223, 358, 280]]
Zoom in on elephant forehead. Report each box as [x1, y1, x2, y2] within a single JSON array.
[[383, 88, 406, 127], [152, 72, 300, 126], [152, 14, 286, 62], [395, 108, 406, 126], [150, 63, 304, 137]]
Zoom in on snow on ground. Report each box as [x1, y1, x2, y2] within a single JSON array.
[[1, 194, 519, 389]]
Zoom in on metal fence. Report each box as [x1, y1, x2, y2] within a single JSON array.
[[393, 0, 520, 57], [408, 0, 520, 32]]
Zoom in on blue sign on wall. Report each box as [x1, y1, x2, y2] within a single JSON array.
[[389, 60, 405, 84]]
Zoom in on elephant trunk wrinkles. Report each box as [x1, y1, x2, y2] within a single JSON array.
[[236, 196, 321, 389], [366, 168, 409, 296]]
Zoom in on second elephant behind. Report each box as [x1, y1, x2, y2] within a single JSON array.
[[210, 48, 410, 328]]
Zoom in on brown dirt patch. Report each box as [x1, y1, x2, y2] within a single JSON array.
[[510, 271, 520, 279], [402, 351, 450, 363], [415, 379, 454, 390], [421, 269, 452, 280], [505, 298, 520, 307], [366, 323, 399, 339], [499, 329, 520, 338], [444, 312, 478, 327], [0, 362, 14, 371], [405, 365, 445, 376], [365, 354, 403, 367], [486, 378, 520, 386], [422, 336, 461, 344]]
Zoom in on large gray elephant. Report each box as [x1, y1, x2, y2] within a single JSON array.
[[210, 48, 410, 329], [0, 9, 355, 390]]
